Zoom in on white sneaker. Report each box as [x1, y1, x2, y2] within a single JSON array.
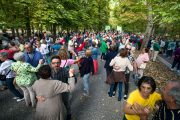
[[13, 97, 19, 100], [171, 68, 175, 71], [17, 98, 25, 102], [177, 70, 180, 73]]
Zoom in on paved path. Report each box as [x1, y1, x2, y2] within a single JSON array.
[[0, 50, 136, 120]]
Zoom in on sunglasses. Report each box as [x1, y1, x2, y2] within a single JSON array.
[[126, 48, 131, 51]]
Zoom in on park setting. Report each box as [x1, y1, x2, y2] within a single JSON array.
[[0, 0, 180, 120]]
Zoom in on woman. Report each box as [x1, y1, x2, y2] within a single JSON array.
[[78, 49, 94, 97], [103, 44, 118, 84], [92, 37, 98, 47], [136, 48, 149, 78], [149, 40, 154, 60], [89, 41, 101, 73], [18, 40, 25, 52], [41, 40, 50, 64], [11, 52, 44, 107], [9, 41, 19, 51], [57, 46, 80, 68], [32, 65, 75, 120], [123, 76, 162, 120], [0, 52, 24, 101], [118, 38, 126, 52], [167, 40, 175, 59], [108, 48, 133, 101], [68, 37, 74, 59], [171, 47, 180, 73], [100, 38, 109, 61]]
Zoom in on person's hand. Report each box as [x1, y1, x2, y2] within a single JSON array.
[[107, 42, 110, 45], [36, 95, 46, 102], [176, 55, 179, 57], [39, 59, 44, 64], [135, 73, 138, 77], [69, 68, 75, 77], [13, 71, 19, 76], [132, 102, 149, 120], [113, 66, 120, 70], [54, 49, 58, 52]]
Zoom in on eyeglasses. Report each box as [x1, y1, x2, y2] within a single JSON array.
[[141, 86, 152, 91], [51, 62, 61, 65], [25, 47, 32, 49], [126, 48, 131, 51]]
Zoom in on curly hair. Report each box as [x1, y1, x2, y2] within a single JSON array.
[[57, 49, 69, 59]]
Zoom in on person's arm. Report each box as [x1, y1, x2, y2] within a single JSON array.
[[96, 49, 101, 55], [0, 63, 8, 74], [78, 41, 85, 50], [133, 61, 138, 76], [12, 47, 20, 53], [27, 60, 44, 72], [124, 103, 137, 115], [109, 58, 116, 66], [127, 59, 133, 71]]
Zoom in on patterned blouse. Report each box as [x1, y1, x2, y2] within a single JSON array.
[[10, 61, 43, 85], [19, 44, 25, 52]]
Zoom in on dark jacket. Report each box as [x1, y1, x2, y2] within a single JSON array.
[[174, 48, 180, 61], [80, 57, 94, 77], [103, 51, 118, 70]]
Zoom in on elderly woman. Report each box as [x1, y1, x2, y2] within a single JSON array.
[[100, 38, 109, 61], [103, 44, 118, 84], [32, 65, 75, 120], [0, 52, 24, 101], [89, 41, 101, 73], [10, 52, 44, 107], [136, 48, 149, 78], [123, 76, 162, 120]]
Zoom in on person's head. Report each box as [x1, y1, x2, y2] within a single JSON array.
[[36, 41, 41, 48], [131, 47, 136, 54], [14, 52, 25, 61], [86, 49, 92, 57], [112, 38, 116, 44], [9, 41, 15, 48], [51, 56, 61, 70], [44, 32, 46, 37], [57, 49, 69, 60], [162, 80, 180, 108], [0, 52, 9, 61], [103, 38, 106, 42], [122, 38, 126, 44], [38, 65, 51, 79], [129, 39, 132, 43], [25, 42, 33, 53], [15, 37, 19, 40], [138, 76, 156, 97], [92, 41, 96, 47], [18, 40, 25, 45], [142, 47, 149, 54], [125, 44, 132, 54], [120, 48, 127, 58], [110, 44, 117, 51], [42, 39, 47, 44], [2, 43, 9, 50]]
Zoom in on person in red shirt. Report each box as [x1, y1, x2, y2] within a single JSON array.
[[0, 42, 20, 61]]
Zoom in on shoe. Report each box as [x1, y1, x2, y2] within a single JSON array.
[[102, 60, 105, 61], [177, 70, 180, 73], [123, 95, 127, 101], [67, 114, 71, 120], [104, 81, 108, 84], [171, 68, 175, 71], [13, 97, 19, 100], [84, 93, 91, 97], [112, 91, 115, 97], [118, 99, 121, 102], [108, 92, 112, 98], [17, 98, 25, 102]]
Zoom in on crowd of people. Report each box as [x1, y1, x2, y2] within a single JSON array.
[[0, 31, 180, 120]]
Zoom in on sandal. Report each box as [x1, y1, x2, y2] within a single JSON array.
[[84, 93, 91, 97], [1, 84, 8, 91]]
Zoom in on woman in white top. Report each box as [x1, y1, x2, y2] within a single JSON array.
[[0, 52, 24, 102], [41, 40, 50, 64], [36, 41, 49, 65], [92, 37, 98, 47], [108, 48, 133, 101]]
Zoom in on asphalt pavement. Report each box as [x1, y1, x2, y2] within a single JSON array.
[[0, 50, 137, 120]]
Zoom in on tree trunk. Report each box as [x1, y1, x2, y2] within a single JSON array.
[[21, 29, 24, 36], [32, 25, 34, 35], [26, 21, 31, 39], [16, 29, 19, 37], [11, 28, 15, 37], [140, 3, 153, 50], [53, 23, 56, 42], [41, 24, 42, 33]]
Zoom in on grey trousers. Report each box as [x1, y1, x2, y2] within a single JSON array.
[[138, 68, 144, 79], [18, 84, 36, 106], [62, 92, 71, 115]]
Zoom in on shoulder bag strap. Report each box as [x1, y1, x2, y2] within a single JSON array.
[[63, 60, 68, 68], [15, 63, 23, 73], [6, 69, 11, 75]]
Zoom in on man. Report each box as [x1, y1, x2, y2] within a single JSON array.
[[133, 80, 180, 120], [44, 32, 49, 40], [153, 40, 160, 62], [24, 42, 45, 67], [51, 40, 61, 55], [36, 56, 72, 120], [113, 44, 138, 101]]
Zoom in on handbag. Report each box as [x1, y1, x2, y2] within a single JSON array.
[[139, 62, 147, 69], [0, 70, 11, 81], [13, 63, 23, 84]]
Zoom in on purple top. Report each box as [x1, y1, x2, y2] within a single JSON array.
[[174, 48, 180, 61]]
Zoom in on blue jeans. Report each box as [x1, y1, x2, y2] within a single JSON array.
[[6, 78, 23, 99], [83, 73, 91, 95], [172, 59, 180, 70], [123, 115, 127, 120], [109, 82, 123, 100], [133, 43, 136, 48], [167, 50, 173, 57]]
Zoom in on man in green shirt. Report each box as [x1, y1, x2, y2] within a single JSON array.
[[153, 40, 160, 62]]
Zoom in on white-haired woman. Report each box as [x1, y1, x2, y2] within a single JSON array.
[[0, 52, 24, 101], [10, 52, 44, 107]]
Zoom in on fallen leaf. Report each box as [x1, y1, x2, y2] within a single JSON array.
[[116, 109, 118, 112], [9, 108, 12, 110]]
